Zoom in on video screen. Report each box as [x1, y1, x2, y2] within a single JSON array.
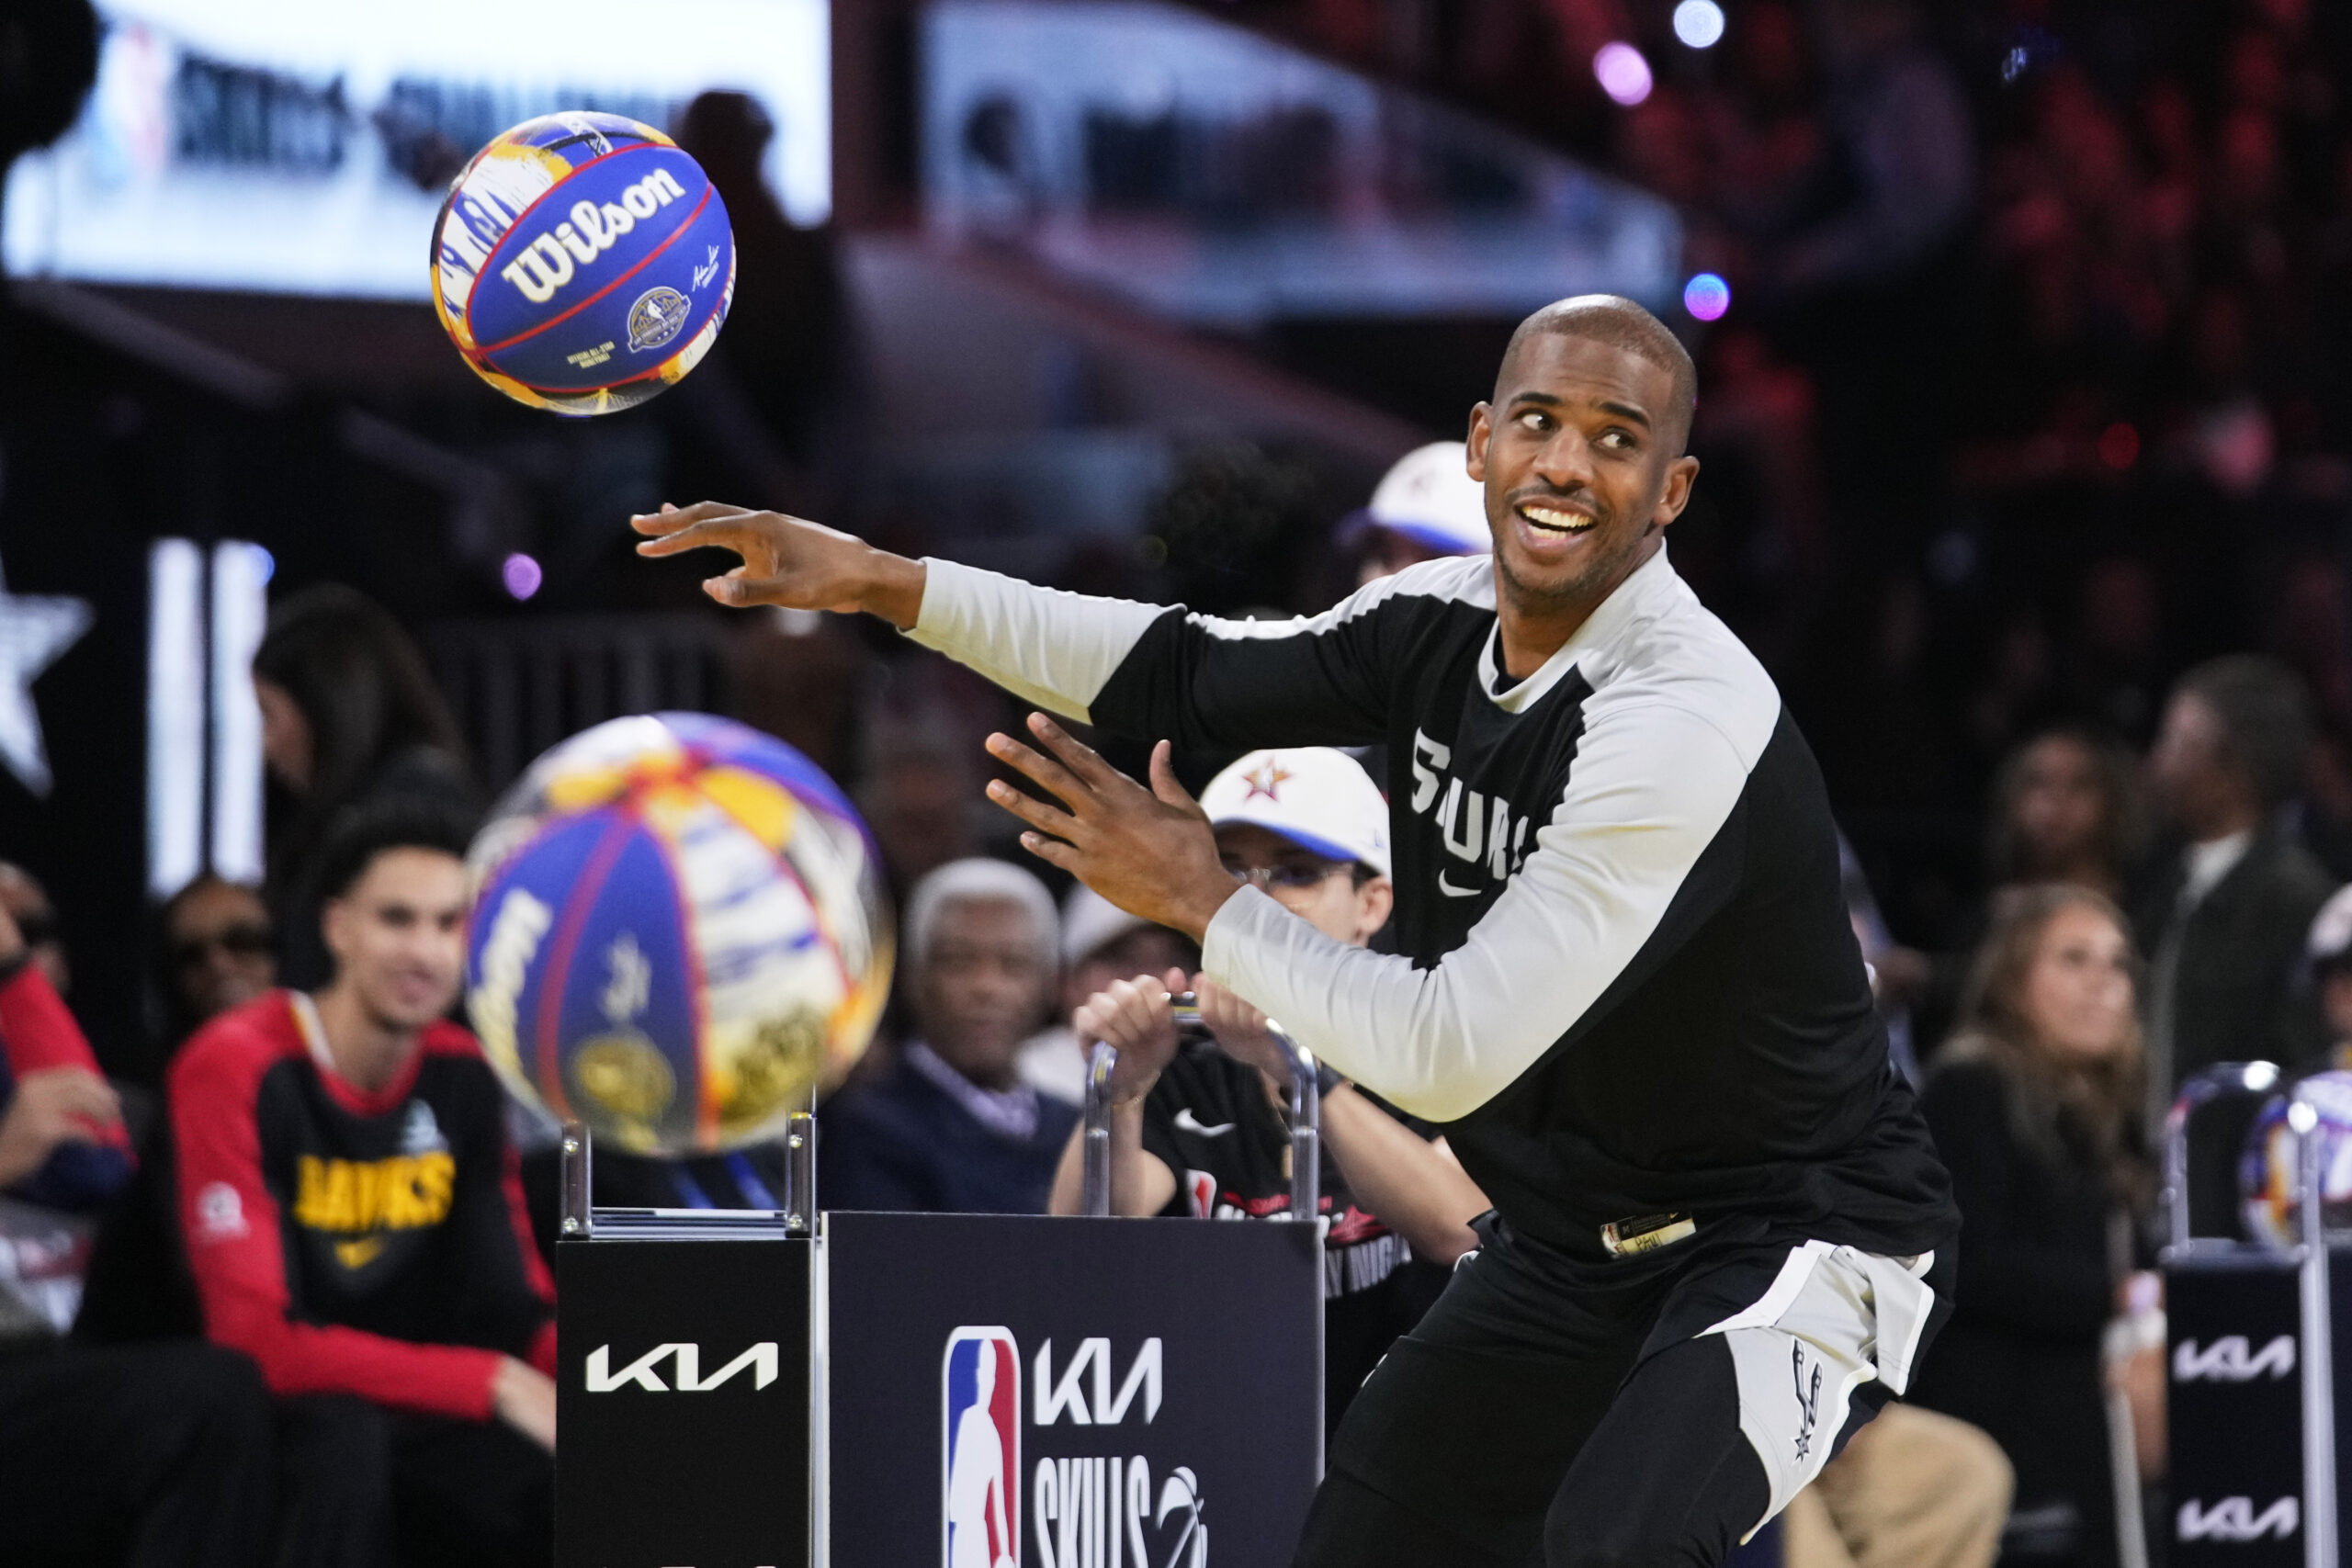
[[4, 0, 830, 298]]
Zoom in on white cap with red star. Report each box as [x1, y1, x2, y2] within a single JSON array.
[[1359, 441, 1491, 557], [1198, 748, 1391, 879]]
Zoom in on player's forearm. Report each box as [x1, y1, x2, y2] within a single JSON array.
[[1318, 1089, 1487, 1264]]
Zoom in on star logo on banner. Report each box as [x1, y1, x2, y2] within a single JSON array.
[[0, 561, 93, 798], [1241, 760, 1292, 801]]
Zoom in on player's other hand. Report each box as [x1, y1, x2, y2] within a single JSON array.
[[628, 502, 927, 626], [1072, 969, 1186, 1105], [986, 716, 1241, 942], [1192, 975, 1286, 1079]]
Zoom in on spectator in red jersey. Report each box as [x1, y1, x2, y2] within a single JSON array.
[[0, 897, 277, 1568], [170, 803, 556, 1568]]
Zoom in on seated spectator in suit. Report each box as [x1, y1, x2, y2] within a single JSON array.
[[0, 896, 276, 1568], [171, 804, 556, 1568], [2137, 656, 2335, 1119], [820, 859, 1076, 1213], [1908, 886, 2154, 1568]]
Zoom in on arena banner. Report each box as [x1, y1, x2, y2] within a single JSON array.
[[825, 1212, 1323, 1567], [558, 1237, 812, 1568], [2163, 1252, 2352, 1566]]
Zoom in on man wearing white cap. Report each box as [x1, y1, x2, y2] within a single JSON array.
[[1047, 748, 1489, 1435], [1348, 440, 1492, 587]]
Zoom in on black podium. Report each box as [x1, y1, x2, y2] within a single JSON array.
[[2165, 1066, 2350, 1568], [554, 1131, 1326, 1567]]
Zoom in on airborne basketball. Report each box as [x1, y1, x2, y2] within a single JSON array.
[[465, 713, 890, 1156], [430, 111, 736, 416]]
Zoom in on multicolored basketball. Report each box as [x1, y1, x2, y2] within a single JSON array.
[[2240, 1071, 2352, 1247], [430, 112, 735, 417], [464, 714, 891, 1156]]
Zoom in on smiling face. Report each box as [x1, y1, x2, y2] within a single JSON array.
[[1466, 329, 1699, 656]]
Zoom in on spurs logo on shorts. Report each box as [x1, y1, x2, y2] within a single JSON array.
[[1790, 1343, 1823, 1463]]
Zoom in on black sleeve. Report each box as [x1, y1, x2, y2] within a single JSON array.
[[1087, 600, 1401, 751]]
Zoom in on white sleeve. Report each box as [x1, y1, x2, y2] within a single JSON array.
[[1199, 700, 1754, 1122], [905, 558, 1170, 722]]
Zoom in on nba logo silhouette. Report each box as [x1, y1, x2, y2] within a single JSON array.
[[943, 1326, 1020, 1568]]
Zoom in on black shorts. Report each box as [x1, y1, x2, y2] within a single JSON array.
[[1295, 1214, 1952, 1568]]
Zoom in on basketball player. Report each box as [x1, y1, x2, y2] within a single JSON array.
[[634, 294, 1958, 1567]]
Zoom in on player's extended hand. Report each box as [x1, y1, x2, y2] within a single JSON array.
[[1071, 969, 1188, 1104], [984, 715, 1241, 942], [628, 502, 927, 626], [1190, 975, 1288, 1080]]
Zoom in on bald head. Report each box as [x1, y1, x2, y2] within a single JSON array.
[[1498, 296, 1697, 453]]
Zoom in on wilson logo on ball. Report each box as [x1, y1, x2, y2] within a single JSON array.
[[500, 169, 691, 304]]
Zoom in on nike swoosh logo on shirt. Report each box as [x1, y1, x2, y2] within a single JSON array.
[[1437, 873, 1480, 897], [1172, 1109, 1235, 1137]]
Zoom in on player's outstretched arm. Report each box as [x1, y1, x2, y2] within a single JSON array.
[[639, 499, 1417, 750], [630, 502, 927, 625], [994, 694, 1757, 1122]]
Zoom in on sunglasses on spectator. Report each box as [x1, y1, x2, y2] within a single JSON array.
[[1221, 858, 1349, 891], [11, 910, 56, 949], [172, 924, 275, 968]]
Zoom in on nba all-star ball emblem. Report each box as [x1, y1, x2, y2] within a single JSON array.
[[628, 287, 691, 353]]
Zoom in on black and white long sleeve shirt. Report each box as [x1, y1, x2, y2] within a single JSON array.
[[911, 545, 1954, 1259]]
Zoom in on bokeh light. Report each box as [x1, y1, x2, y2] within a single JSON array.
[[1683, 272, 1732, 321], [2098, 422, 2140, 470], [502, 552, 544, 600], [1673, 0, 1726, 50], [1593, 42, 1654, 107]]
